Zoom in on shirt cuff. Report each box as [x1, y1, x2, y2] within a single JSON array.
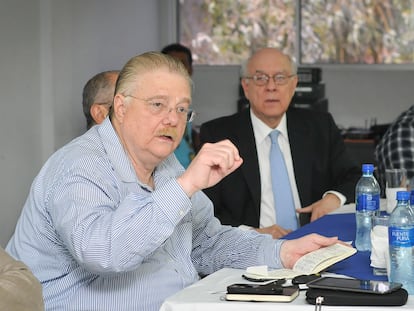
[[323, 191, 346, 206]]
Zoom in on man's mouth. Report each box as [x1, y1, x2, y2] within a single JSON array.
[[157, 129, 178, 142], [160, 134, 174, 141], [265, 98, 280, 103]]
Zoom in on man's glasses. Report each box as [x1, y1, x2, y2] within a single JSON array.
[[125, 95, 195, 123], [244, 73, 296, 86]]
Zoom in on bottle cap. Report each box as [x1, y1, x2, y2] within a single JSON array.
[[362, 164, 374, 173], [396, 191, 410, 201]]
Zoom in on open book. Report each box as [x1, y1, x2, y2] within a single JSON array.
[[244, 243, 356, 280]]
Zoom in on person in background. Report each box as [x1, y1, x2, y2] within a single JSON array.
[[161, 43, 200, 167], [374, 105, 414, 191], [0, 247, 44, 311], [6, 51, 340, 311], [82, 70, 119, 129], [199, 47, 360, 239]]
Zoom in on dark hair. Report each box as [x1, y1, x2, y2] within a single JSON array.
[[161, 43, 193, 66]]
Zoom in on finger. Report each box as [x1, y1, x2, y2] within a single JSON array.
[[197, 143, 232, 171], [272, 230, 285, 239], [310, 210, 323, 222], [315, 235, 339, 246], [217, 139, 242, 162], [279, 227, 290, 236], [213, 144, 242, 172], [297, 206, 312, 214], [271, 226, 291, 238]]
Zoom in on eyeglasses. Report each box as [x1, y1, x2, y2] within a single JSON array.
[[124, 95, 195, 122], [244, 73, 296, 86]]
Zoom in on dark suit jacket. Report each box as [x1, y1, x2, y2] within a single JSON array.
[[199, 107, 360, 227]]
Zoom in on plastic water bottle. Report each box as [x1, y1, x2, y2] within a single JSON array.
[[355, 163, 380, 251], [410, 189, 414, 207], [388, 190, 414, 294]]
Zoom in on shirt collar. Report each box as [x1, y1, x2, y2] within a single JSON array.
[[250, 109, 288, 143], [97, 118, 137, 182]]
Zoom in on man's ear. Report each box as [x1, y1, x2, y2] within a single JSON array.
[[112, 94, 127, 122], [90, 103, 110, 125]]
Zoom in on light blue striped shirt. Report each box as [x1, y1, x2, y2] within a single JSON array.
[[6, 118, 283, 311]]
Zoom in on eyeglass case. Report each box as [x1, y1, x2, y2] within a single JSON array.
[[306, 287, 408, 306]]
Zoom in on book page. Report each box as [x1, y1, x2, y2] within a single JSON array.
[[244, 243, 356, 280], [292, 243, 356, 274]]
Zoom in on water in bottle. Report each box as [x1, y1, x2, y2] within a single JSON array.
[[388, 190, 414, 294], [355, 163, 380, 251], [410, 189, 414, 207]]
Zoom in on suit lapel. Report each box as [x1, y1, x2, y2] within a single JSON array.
[[236, 110, 262, 213]]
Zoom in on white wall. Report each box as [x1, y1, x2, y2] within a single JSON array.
[[0, 0, 413, 247], [0, 0, 161, 247], [323, 67, 414, 129], [50, 0, 161, 149], [0, 0, 43, 248]]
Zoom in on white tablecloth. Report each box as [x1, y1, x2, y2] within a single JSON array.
[[160, 268, 414, 311]]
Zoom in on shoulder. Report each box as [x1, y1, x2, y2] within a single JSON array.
[[287, 108, 336, 129], [287, 107, 332, 120], [389, 106, 414, 130], [39, 130, 110, 186], [201, 111, 246, 129], [199, 111, 250, 141]]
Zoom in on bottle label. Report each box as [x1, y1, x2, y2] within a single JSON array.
[[389, 227, 414, 247], [356, 193, 380, 211]]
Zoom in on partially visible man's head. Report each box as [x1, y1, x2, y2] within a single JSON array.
[[82, 70, 119, 129], [111, 52, 193, 164], [240, 48, 298, 129], [161, 43, 193, 76]]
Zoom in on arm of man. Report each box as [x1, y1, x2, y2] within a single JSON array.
[[177, 139, 243, 197], [322, 113, 360, 203], [297, 193, 342, 222], [254, 225, 292, 239], [280, 234, 340, 268], [47, 140, 242, 275], [291, 110, 359, 223]]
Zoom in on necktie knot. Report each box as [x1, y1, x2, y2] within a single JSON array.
[[269, 130, 280, 144]]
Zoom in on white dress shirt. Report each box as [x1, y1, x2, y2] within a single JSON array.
[[250, 110, 301, 227], [248, 110, 345, 229]]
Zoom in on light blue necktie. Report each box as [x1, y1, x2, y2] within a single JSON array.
[[269, 130, 298, 230]]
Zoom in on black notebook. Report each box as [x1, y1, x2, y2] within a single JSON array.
[[225, 283, 299, 302]]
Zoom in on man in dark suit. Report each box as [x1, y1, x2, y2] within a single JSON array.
[[199, 48, 360, 238]]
